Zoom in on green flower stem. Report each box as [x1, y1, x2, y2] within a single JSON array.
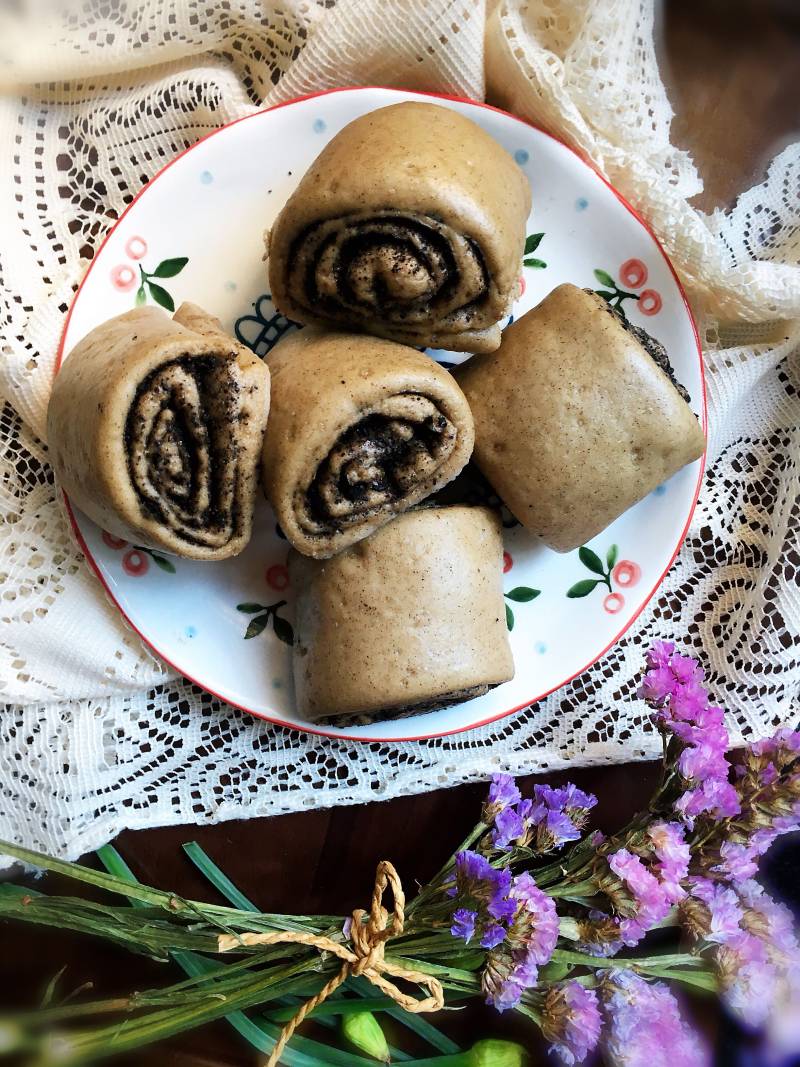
[[407, 822, 487, 916], [269, 997, 401, 1022], [0, 839, 333, 935]]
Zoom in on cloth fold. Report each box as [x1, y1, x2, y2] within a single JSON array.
[[1, 0, 798, 859]]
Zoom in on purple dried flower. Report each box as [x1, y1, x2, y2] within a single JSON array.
[[449, 850, 513, 948], [542, 981, 601, 1065], [509, 871, 559, 965], [647, 821, 690, 903], [481, 922, 507, 950], [712, 840, 759, 882], [645, 640, 675, 669], [600, 970, 710, 1066], [485, 773, 521, 820], [608, 848, 671, 946], [451, 908, 477, 943], [528, 784, 589, 851], [715, 931, 778, 1027], [491, 804, 526, 851], [680, 877, 743, 943], [669, 653, 704, 686], [483, 948, 538, 1013], [638, 666, 676, 706], [738, 881, 799, 957], [674, 776, 741, 826]]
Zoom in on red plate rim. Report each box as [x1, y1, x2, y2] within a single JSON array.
[[57, 85, 707, 744]]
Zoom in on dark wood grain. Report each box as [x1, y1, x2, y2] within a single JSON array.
[[3, 2, 799, 1064]]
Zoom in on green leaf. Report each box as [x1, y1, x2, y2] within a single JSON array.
[[606, 543, 619, 570], [505, 603, 515, 631], [39, 965, 67, 1009], [578, 546, 605, 575], [182, 842, 258, 912], [237, 602, 266, 613], [147, 281, 175, 312], [594, 268, 615, 287], [594, 289, 615, 300], [150, 553, 176, 574], [523, 257, 547, 269], [505, 586, 540, 603], [567, 579, 601, 598], [244, 613, 270, 639], [524, 232, 544, 254], [151, 256, 189, 278], [272, 614, 294, 646], [135, 285, 146, 306]]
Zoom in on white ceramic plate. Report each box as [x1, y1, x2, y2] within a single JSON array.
[[59, 87, 706, 742]]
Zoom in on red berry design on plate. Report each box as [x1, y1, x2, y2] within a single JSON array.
[[638, 289, 662, 316], [122, 548, 149, 577], [110, 264, 137, 292], [612, 560, 641, 588], [125, 235, 148, 260], [518, 274, 526, 297], [620, 258, 648, 289], [503, 551, 513, 574], [266, 563, 290, 592], [102, 531, 128, 550], [603, 592, 625, 615]]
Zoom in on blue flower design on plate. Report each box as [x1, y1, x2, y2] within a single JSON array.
[[576, 197, 589, 211], [514, 149, 529, 165], [312, 118, 327, 134], [235, 294, 302, 357], [200, 170, 214, 185]]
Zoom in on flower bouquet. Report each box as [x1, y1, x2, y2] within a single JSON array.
[[1, 643, 799, 1066]]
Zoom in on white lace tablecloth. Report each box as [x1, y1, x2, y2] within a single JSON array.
[[1, 0, 798, 859]]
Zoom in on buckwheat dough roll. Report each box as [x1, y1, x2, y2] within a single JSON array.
[[289, 506, 515, 723], [47, 303, 270, 559], [262, 328, 474, 558], [456, 284, 706, 553], [267, 102, 531, 354]]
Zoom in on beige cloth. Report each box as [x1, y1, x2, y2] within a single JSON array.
[[0, 0, 798, 859]]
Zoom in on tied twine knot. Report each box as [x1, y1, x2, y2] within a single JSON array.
[[217, 860, 444, 1067]]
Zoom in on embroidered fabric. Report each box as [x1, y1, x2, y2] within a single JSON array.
[[1, 0, 798, 859]]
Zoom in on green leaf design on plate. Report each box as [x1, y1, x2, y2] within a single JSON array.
[[523, 257, 547, 269], [607, 544, 619, 570], [244, 614, 270, 639], [524, 232, 544, 254], [151, 257, 189, 278], [578, 546, 605, 575], [135, 285, 146, 306], [272, 614, 294, 646], [150, 553, 176, 574], [505, 603, 515, 631], [237, 602, 265, 614], [594, 268, 615, 287], [505, 586, 541, 603], [147, 281, 175, 312], [567, 579, 601, 599]]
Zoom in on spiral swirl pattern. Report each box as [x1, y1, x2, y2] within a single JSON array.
[[126, 359, 243, 550], [300, 393, 458, 537], [286, 213, 490, 341]]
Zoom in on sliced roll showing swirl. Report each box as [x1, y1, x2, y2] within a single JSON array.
[[262, 329, 474, 558], [267, 102, 531, 354], [47, 303, 270, 560]]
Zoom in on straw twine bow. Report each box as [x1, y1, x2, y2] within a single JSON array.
[[217, 860, 444, 1067]]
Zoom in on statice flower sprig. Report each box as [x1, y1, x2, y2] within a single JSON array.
[[2, 642, 798, 1067]]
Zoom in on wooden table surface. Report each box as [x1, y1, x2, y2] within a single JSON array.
[[5, 2, 800, 1064]]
